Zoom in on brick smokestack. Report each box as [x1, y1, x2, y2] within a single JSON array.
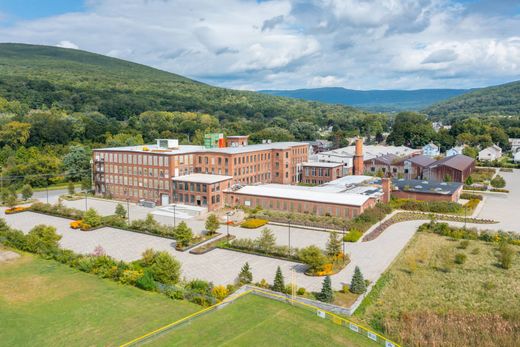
[[381, 177, 391, 204], [353, 137, 364, 175]]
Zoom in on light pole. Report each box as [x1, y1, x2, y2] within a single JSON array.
[[226, 213, 230, 238], [173, 204, 177, 228], [46, 181, 49, 204], [288, 218, 292, 256], [84, 189, 88, 211], [342, 227, 346, 257]]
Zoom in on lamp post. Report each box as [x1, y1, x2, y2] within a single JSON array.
[[342, 227, 346, 256], [288, 218, 292, 255], [226, 212, 230, 238], [173, 204, 177, 228], [84, 189, 88, 211]]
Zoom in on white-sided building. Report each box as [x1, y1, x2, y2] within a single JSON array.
[[446, 146, 465, 157], [510, 138, 520, 154], [478, 145, 502, 161], [422, 142, 440, 157]]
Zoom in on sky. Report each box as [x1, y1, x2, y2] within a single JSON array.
[[0, 0, 519, 91]]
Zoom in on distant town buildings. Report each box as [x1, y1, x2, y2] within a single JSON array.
[[422, 142, 440, 157], [446, 146, 465, 157], [423, 154, 475, 183], [509, 138, 520, 154], [478, 145, 502, 161]]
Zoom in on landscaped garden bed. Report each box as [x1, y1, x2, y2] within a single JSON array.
[[240, 218, 268, 229], [189, 234, 236, 255], [362, 212, 497, 242]]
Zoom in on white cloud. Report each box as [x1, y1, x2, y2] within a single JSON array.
[[56, 40, 79, 49], [0, 0, 518, 90]]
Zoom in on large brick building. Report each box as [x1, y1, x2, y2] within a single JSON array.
[[92, 138, 308, 206], [301, 162, 344, 185]]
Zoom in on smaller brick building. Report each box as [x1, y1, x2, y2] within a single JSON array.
[[301, 162, 344, 185], [172, 174, 232, 211]]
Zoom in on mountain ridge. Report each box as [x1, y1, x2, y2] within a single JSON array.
[[259, 87, 471, 112]]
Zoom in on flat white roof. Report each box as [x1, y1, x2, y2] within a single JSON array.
[[94, 142, 306, 155], [230, 184, 370, 207], [319, 145, 420, 161], [302, 162, 343, 168], [172, 174, 232, 184]]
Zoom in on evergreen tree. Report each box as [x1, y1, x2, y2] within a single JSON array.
[[205, 213, 220, 234], [238, 262, 253, 284], [317, 275, 333, 303], [326, 231, 342, 257], [272, 266, 285, 292], [350, 266, 367, 294]]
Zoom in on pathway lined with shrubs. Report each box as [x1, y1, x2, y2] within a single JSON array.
[[1, 208, 416, 292]]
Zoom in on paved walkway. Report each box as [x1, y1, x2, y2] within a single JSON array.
[[2, 170, 517, 291]]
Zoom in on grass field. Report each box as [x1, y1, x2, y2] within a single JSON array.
[[145, 294, 379, 347], [354, 232, 520, 347], [0, 251, 199, 347]]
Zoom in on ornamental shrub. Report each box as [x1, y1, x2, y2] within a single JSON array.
[[326, 231, 342, 257], [25, 224, 61, 257], [83, 208, 102, 228], [211, 285, 229, 301], [241, 218, 268, 229], [136, 270, 156, 291], [498, 242, 514, 269], [491, 175, 506, 189], [173, 221, 193, 247], [21, 184, 33, 200], [115, 203, 127, 219], [298, 245, 327, 272], [344, 229, 363, 242]]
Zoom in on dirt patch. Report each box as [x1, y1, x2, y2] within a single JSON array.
[[0, 250, 21, 263]]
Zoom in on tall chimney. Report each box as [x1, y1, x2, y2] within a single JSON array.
[[381, 178, 391, 204], [353, 138, 364, 175]]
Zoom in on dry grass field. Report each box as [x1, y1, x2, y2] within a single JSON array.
[[354, 232, 520, 347]]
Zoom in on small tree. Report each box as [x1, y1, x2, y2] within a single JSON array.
[[174, 221, 193, 247], [350, 266, 367, 294], [298, 245, 327, 272], [81, 177, 91, 192], [465, 175, 473, 185], [272, 266, 285, 292], [92, 245, 106, 257], [68, 181, 75, 195], [317, 275, 334, 303], [26, 224, 62, 255], [5, 194, 17, 209], [115, 203, 127, 219], [21, 184, 33, 201], [83, 208, 102, 227], [326, 231, 342, 257], [256, 228, 276, 253], [0, 189, 10, 204], [205, 213, 220, 235], [238, 262, 253, 284]]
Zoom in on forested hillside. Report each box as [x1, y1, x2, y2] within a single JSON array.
[[0, 43, 390, 189], [0, 43, 366, 130], [425, 80, 520, 119]]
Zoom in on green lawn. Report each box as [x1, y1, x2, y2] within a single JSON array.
[[0, 252, 199, 347], [145, 294, 379, 347]]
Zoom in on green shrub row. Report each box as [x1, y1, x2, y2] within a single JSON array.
[[390, 198, 463, 214], [418, 221, 520, 245]]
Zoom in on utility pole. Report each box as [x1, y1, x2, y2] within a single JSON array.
[[288, 219, 292, 256], [173, 204, 177, 228], [127, 198, 130, 222], [226, 213, 230, 237]]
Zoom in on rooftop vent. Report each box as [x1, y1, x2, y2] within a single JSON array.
[[156, 139, 179, 149]]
